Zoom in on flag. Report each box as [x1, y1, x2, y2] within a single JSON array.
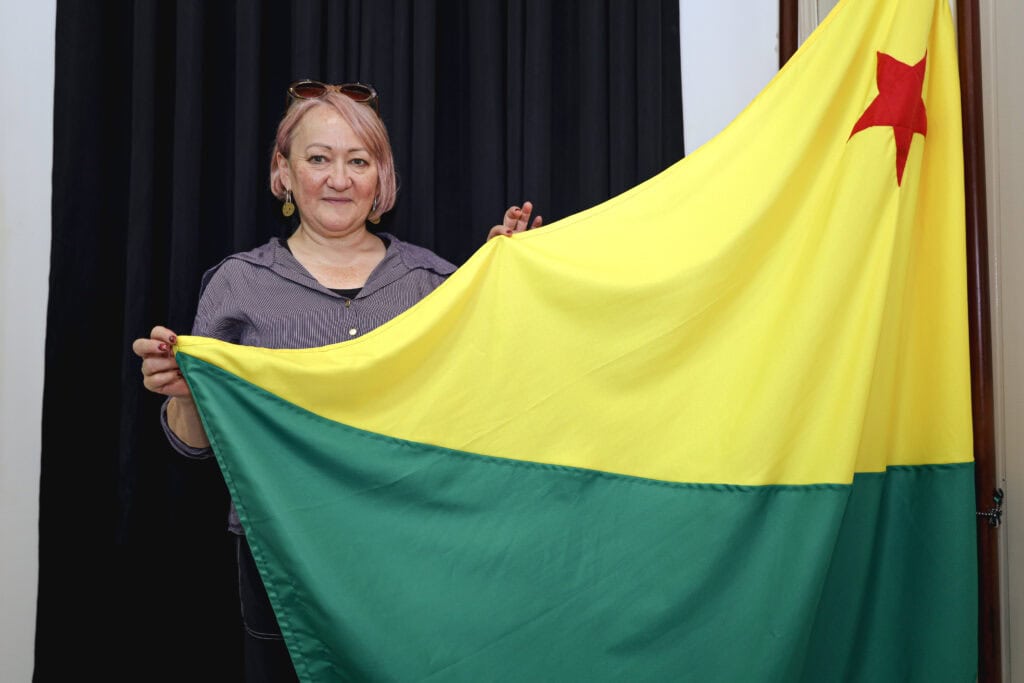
[[175, 0, 977, 679]]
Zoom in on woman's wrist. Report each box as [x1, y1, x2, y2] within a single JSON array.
[[168, 394, 209, 447]]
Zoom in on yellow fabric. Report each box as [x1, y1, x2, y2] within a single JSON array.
[[177, 0, 971, 486]]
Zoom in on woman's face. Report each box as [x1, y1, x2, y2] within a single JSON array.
[[278, 105, 379, 238]]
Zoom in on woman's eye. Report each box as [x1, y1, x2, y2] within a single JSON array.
[[308, 154, 328, 163], [350, 158, 369, 167]]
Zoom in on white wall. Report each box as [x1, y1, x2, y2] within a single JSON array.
[[0, 0, 55, 681], [679, 0, 779, 155]]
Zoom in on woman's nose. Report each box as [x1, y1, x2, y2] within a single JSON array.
[[327, 163, 352, 188]]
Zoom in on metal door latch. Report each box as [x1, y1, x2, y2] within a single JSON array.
[[977, 488, 1004, 527]]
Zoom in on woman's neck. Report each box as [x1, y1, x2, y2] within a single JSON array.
[[287, 224, 387, 289], [289, 223, 380, 258]]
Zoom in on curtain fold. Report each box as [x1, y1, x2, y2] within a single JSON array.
[[37, 1, 683, 678]]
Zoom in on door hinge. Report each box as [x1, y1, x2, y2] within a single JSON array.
[[977, 488, 1004, 527]]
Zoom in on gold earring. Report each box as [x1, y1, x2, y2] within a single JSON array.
[[282, 190, 295, 217], [368, 196, 380, 225]]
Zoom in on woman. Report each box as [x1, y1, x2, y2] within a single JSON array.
[[133, 81, 541, 681]]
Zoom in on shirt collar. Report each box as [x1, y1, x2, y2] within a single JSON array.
[[233, 234, 453, 298]]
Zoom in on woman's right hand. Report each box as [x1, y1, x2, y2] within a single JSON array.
[[132, 325, 191, 398], [134, 326, 210, 447]]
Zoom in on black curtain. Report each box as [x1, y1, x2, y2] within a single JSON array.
[[37, 1, 683, 679]]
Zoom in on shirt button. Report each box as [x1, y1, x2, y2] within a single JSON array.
[[348, 328, 358, 336], [344, 300, 351, 308]]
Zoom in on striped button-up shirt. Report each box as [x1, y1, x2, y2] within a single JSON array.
[[161, 233, 456, 533]]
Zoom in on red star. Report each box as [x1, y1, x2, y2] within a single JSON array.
[[849, 52, 928, 186]]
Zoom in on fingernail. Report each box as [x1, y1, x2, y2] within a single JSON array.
[[158, 343, 168, 352], [169, 335, 177, 344]]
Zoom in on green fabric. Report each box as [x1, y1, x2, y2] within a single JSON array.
[[182, 355, 977, 682]]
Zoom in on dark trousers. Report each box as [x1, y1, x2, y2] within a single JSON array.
[[236, 534, 301, 683]]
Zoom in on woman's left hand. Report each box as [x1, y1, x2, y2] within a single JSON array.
[[487, 201, 543, 240]]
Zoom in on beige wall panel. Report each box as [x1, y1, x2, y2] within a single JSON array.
[[981, 0, 1024, 678]]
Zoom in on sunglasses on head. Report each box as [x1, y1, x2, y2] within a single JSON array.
[[287, 80, 380, 113]]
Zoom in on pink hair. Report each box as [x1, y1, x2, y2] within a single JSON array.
[[269, 92, 397, 223]]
